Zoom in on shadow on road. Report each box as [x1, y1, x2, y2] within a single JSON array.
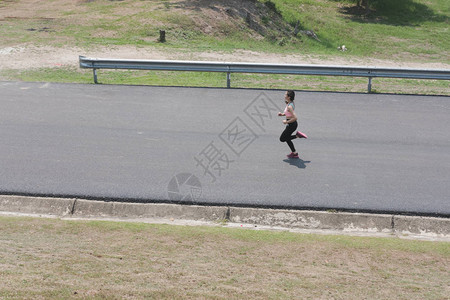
[[283, 158, 311, 169]]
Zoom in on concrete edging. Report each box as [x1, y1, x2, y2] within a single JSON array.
[[0, 195, 75, 216], [0, 195, 448, 239], [72, 198, 228, 222]]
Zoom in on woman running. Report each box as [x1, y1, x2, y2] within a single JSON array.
[[278, 90, 307, 158]]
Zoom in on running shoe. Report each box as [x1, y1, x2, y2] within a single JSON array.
[[296, 131, 308, 139], [287, 152, 299, 158]]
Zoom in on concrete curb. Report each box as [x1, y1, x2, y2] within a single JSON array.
[[0, 195, 75, 216], [1, 195, 448, 240], [393, 215, 450, 237], [229, 207, 394, 233], [72, 199, 228, 222]]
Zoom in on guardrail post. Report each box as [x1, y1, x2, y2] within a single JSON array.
[[93, 69, 98, 84], [227, 72, 231, 88], [368, 77, 372, 93]]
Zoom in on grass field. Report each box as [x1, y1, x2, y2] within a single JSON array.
[[0, 0, 448, 94], [1, 0, 448, 58], [0, 215, 449, 299]]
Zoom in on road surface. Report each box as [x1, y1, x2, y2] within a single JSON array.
[[1, 81, 449, 216]]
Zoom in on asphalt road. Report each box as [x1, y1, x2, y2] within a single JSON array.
[[1, 81, 449, 216]]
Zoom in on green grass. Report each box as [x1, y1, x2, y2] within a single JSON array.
[[1, 0, 448, 58], [2, 67, 448, 95], [80, 218, 448, 255], [261, 0, 449, 59]]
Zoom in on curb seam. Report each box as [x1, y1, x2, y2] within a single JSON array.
[[70, 199, 77, 215]]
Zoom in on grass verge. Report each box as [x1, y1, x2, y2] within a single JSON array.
[[0, 215, 449, 299], [2, 67, 449, 95]]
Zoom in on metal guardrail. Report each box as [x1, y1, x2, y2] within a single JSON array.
[[79, 55, 450, 92]]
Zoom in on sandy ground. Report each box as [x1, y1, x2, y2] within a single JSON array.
[[1, 44, 450, 70]]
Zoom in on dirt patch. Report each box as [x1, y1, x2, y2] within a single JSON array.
[[0, 0, 82, 19], [1, 44, 449, 71]]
